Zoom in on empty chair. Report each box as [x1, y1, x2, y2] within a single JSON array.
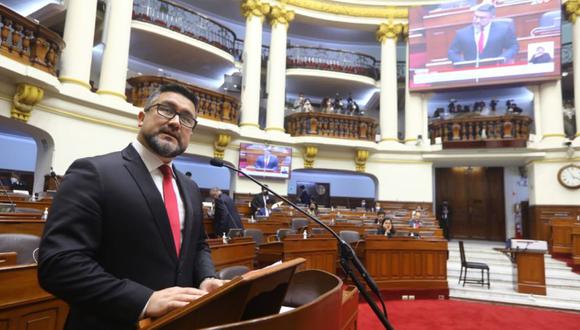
[[364, 228, 378, 236], [217, 265, 250, 280], [276, 228, 296, 241], [458, 241, 490, 289], [419, 231, 434, 238], [243, 228, 265, 245], [0, 233, 40, 264], [291, 218, 309, 231], [311, 227, 327, 235], [227, 228, 243, 238], [339, 230, 360, 244]]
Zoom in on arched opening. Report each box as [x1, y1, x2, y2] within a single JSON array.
[[0, 117, 54, 195], [288, 169, 378, 208]]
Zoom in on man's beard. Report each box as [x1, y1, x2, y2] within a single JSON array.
[[143, 128, 186, 158]]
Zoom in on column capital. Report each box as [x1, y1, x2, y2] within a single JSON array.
[[376, 22, 404, 43], [11, 83, 44, 122], [241, 0, 271, 21], [269, 6, 295, 28], [213, 133, 231, 159], [565, 0, 580, 23]]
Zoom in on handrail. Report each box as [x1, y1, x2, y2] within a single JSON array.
[[287, 45, 379, 79], [429, 113, 533, 148], [0, 4, 65, 76], [132, 0, 238, 56], [285, 112, 377, 141], [126, 75, 240, 125]]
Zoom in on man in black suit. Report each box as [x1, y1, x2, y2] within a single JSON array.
[[250, 186, 275, 217], [448, 4, 518, 63], [209, 187, 243, 237], [38, 84, 224, 330]]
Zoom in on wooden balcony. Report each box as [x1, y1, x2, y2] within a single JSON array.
[[126, 76, 239, 125], [429, 114, 532, 149], [0, 4, 64, 76], [285, 112, 377, 141]]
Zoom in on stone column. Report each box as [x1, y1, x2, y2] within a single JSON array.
[[59, 0, 98, 91], [376, 22, 403, 144], [402, 25, 422, 145], [239, 0, 270, 132], [565, 0, 580, 142], [539, 80, 565, 146], [97, 0, 134, 101], [265, 6, 294, 134]]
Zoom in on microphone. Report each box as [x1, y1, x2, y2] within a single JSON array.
[[209, 158, 394, 329], [0, 184, 16, 212], [50, 167, 60, 190]]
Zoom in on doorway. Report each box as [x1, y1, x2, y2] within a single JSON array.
[[436, 167, 506, 241]]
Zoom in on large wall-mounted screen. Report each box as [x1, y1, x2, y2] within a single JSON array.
[[409, 0, 561, 91], [238, 143, 292, 179]]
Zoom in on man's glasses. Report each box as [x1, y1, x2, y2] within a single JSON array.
[[145, 104, 198, 129]]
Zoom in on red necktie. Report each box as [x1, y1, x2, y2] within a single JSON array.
[[478, 31, 484, 54], [159, 165, 180, 256]]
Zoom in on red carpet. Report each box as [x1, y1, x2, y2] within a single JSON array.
[[358, 299, 580, 330]]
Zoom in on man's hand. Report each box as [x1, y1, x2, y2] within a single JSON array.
[[199, 277, 226, 293], [145, 286, 208, 318]]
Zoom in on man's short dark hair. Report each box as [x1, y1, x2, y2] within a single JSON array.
[[377, 210, 386, 216], [145, 83, 199, 111], [476, 4, 496, 16]]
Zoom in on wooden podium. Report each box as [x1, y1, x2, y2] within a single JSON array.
[[512, 250, 547, 295], [140, 258, 350, 330]]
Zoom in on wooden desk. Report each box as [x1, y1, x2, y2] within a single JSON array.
[[258, 237, 338, 274], [359, 236, 448, 291], [550, 219, 575, 254], [0, 219, 45, 236], [572, 223, 580, 266], [207, 237, 256, 271], [0, 264, 68, 330], [513, 249, 546, 295]]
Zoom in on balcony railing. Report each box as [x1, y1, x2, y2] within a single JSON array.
[[0, 4, 64, 76], [132, 0, 238, 57], [285, 112, 377, 141], [287, 45, 379, 80], [428, 114, 532, 148], [127, 75, 240, 125]]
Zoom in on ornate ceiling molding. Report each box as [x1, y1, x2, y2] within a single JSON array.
[[283, 0, 408, 19]]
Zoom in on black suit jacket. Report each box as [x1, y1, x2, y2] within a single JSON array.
[[448, 21, 518, 62], [38, 145, 216, 330], [213, 193, 243, 236]]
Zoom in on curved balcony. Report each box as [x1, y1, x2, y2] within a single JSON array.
[[127, 75, 240, 125], [285, 112, 377, 141], [428, 114, 533, 149], [132, 0, 238, 57], [287, 45, 378, 80], [0, 4, 64, 76]]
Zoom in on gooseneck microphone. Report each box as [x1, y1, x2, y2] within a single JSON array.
[[210, 158, 393, 330]]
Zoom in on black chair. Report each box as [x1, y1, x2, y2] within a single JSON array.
[[458, 241, 490, 288], [217, 265, 250, 280], [243, 229, 264, 245], [0, 233, 40, 264], [276, 228, 296, 241], [339, 230, 360, 244], [311, 227, 326, 235], [291, 218, 309, 231]]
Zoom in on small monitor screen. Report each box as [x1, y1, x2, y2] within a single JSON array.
[[409, 0, 561, 91], [238, 143, 292, 179]]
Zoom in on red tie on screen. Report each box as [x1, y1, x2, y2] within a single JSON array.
[[478, 31, 485, 54], [160, 165, 181, 256]]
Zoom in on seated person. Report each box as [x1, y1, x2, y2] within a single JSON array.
[[375, 210, 387, 225], [529, 46, 552, 64], [377, 217, 396, 237], [293, 93, 306, 111], [298, 185, 311, 204], [307, 200, 319, 216], [408, 218, 423, 229]]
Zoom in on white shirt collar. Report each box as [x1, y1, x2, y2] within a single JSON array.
[[131, 140, 173, 176]]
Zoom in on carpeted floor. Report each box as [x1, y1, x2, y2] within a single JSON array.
[[358, 299, 580, 330]]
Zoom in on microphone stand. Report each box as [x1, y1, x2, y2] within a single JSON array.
[[211, 159, 394, 330], [0, 185, 16, 212]]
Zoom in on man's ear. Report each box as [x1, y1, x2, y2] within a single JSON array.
[[138, 111, 145, 127]]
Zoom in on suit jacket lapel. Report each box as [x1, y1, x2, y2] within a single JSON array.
[[174, 167, 193, 261], [122, 145, 178, 262]]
